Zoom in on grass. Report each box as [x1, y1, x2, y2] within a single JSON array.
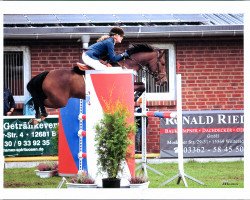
[[4, 161, 243, 188], [145, 160, 244, 188], [4, 168, 63, 188]]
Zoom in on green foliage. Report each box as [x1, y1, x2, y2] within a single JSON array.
[[95, 101, 136, 178]]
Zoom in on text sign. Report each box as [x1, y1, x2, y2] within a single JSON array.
[[160, 110, 244, 158], [3, 116, 58, 156]]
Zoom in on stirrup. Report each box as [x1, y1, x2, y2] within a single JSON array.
[[77, 62, 93, 71]]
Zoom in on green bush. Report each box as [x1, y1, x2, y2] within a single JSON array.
[[95, 101, 136, 178]]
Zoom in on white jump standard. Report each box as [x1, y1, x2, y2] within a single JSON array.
[[159, 74, 204, 187], [136, 68, 164, 177], [136, 71, 204, 187]]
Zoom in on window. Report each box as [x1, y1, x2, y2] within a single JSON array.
[[136, 43, 176, 101], [4, 46, 31, 103]]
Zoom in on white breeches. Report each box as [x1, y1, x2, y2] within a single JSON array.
[[82, 52, 108, 70]]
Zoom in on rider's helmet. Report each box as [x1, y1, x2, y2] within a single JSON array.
[[109, 27, 125, 37]]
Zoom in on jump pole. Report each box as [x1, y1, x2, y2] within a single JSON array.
[[160, 74, 204, 187]]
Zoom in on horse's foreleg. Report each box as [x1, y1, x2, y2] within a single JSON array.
[[134, 82, 145, 101]]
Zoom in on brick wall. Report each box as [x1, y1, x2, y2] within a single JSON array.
[[177, 39, 244, 110], [30, 41, 81, 76]]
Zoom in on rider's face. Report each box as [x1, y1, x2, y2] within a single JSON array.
[[114, 34, 123, 44]]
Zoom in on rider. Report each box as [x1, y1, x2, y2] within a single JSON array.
[[82, 27, 129, 70]]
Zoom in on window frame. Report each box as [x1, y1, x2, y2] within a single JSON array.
[[4, 46, 31, 103], [146, 43, 176, 101]]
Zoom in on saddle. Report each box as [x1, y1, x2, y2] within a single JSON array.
[[76, 62, 94, 71], [76, 60, 112, 71]]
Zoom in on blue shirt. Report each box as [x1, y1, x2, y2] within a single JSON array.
[[85, 37, 123, 63]]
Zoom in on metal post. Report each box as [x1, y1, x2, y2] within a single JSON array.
[[140, 68, 147, 176], [160, 74, 204, 187]]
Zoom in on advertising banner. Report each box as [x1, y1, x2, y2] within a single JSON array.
[[3, 115, 58, 157], [160, 110, 244, 158]]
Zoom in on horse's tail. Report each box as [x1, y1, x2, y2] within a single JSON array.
[[27, 71, 49, 102]]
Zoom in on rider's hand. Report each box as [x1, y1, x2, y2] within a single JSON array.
[[121, 51, 129, 58]]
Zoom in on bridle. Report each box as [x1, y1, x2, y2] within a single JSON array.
[[124, 49, 166, 82]]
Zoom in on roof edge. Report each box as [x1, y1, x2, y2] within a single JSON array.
[[4, 25, 243, 39]]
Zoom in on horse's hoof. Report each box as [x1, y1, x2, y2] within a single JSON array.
[[41, 113, 48, 117], [28, 119, 33, 125], [28, 119, 41, 125], [41, 116, 46, 121]]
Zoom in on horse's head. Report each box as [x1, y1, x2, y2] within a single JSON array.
[[125, 44, 168, 86], [148, 49, 168, 86]]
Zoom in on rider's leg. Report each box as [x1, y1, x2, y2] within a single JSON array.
[[82, 53, 108, 70]]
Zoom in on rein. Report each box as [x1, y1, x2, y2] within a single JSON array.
[[125, 49, 165, 81]]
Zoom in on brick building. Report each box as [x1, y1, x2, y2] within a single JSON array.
[[4, 14, 243, 153]]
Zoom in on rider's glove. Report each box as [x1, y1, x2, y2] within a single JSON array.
[[121, 51, 129, 59]]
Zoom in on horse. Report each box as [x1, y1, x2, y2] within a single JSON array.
[[27, 44, 167, 124]]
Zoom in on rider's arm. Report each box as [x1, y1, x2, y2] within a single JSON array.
[[106, 40, 126, 62]]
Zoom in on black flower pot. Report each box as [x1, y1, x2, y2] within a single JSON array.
[[102, 178, 121, 188]]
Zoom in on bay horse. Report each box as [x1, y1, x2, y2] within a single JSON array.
[[27, 44, 167, 124]]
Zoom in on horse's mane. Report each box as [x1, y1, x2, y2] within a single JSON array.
[[126, 44, 154, 56]]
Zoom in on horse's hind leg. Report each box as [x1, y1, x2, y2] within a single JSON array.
[[38, 98, 48, 118], [27, 71, 49, 120], [27, 87, 41, 118], [32, 97, 41, 118], [27, 89, 47, 119], [43, 96, 68, 109], [32, 96, 48, 119]]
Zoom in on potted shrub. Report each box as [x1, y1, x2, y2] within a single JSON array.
[[129, 175, 150, 188], [95, 100, 136, 188], [35, 161, 58, 178], [66, 171, 97, 188]]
